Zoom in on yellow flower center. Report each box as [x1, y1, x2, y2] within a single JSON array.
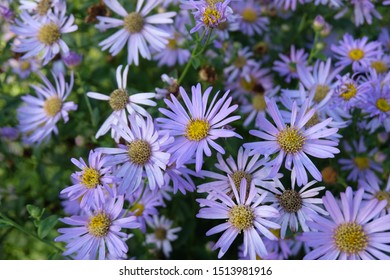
[[203, 7, 221, 27], [353, 157, 370, 170], [231, 170, 252, 189], [228, 205, 255, 231], [269, 228, 281, 239], [81, 167, 100, 189], [304, 113, 320, 129], [87, 212, 112, 237], [130, 203, 145, 216], [276, 126, 305, 154], [109, 89, 128, 111], [277, 189, 302, 213], [252, 94, 266, 111], [340, 83, 357, 101], [127, 140, 152, 166], [43, 96, 62, 117], [376, 98, 390, 112], [240, 76, 255, 92], [333, 222, 368, 255], [155, 227, 167, 241], [314, 84, 330, 103], [167, 38, 177, 49], [37, 23, 61, 45], [124, 12, 144, 33], [20, 61, 31, 71], [348, 49, 365, 61], [375, 191, 390, 208], [371, 61, 388, 74], [185, 119, 210, 141], [37, 0, 52, 16], [233, 55, 247, 68], [241, 8, 257, 22]]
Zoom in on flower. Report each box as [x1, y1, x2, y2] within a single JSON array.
[[331, 73, 364, 111], [96, 0, 176, 65], [231, 0, 268, 36], [7, 57, 41, 79], [97, 115, 171, 194], [223, 46, 258, 84], [302, 187, 390, 260], [61, 150, 117, 209], [17, 71, 77, 145], [146, 215, 181, 258], [87, 64, 156, 142], [163, 163, 197, 195], [350, 0, 382, 26], [19, 0, 65, 18], [11, 9, 77, 65], [63, 51, 82, 69], [157, 83, 241, 172], [197, 178, 280, 259], [243, 99, 340, 186], [273, 0, 305, 11], [359, 173, 390, 215], [55, 195, 139, 260], [331, 34, 382, 71]]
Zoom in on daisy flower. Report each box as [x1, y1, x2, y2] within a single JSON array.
[[331, 34, 383, 71], [87, 64, 156, 142], [331, 73, 364, 111], [163, 163, 197, 195], [302, 187, 390, 260], [273, 0, 305, 11], [55, 195, 140, 260], [351, 0, 382, 26], [60, 150, 117, 209], [157, 83, 241, 172], [223, 46, 258, 83], [243, 99, 340, 186], [7, 57, 40, 79], [98, 115, 171, 194], [19, 0, 65, 18], [231, 0, 268, 36], [11, 9, 77, 65], [197, 178, 280, 259], [378, 28, 390, 52], [96, 0, 176, 66], [146, 215, 182, 258], [338, 137, 382, 184], [155, 74, 179, 100], [17, 71, 77, 145], [265, 169, 328, 239], [359, 173, 390, 215]]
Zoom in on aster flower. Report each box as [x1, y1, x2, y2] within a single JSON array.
[[62, 51, 82, 69], [359, 173, 390, 215], [231, 0, 268, 36], [157, 83, 241, 172], [87, 65, 156, 142], [55, 195, 140, 260], [244, 99, 340, 186], [273, 0, 305, 11], [11, 9, 77, 65], [331, 34, 383, 71], [146, 215, 181, 258], [19, 0, 65, 18], [331, 73, 364, 111], [302, 187, 390, 260], [98, 115, 171, 194], [163, 163, 197, 195], [197, 178, 280, 259], [17, 71, 77, 145], [223, 46, 258, 83], [61, 150, 117, 209], [96, 0, 176, 66], [378, 28, 390, 52], [7, 57, 40, 79], [351, 0, 382, 26], [272, 45, 310, 83], [155, 74, 180, 100], [264, 169, 328, 239], [338, 137, 382, 184]]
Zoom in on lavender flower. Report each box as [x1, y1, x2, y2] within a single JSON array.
[[231, 0, 268, 36]]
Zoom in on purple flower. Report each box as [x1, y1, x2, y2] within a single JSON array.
[[273, 0, 305, 11], [55, 195, 139, 260], [63, 51, 82, 68], [244, 99, 340, 186], [197, 179, 280, 259], [19, 0, 66, 18], [359, 173, 390, 216], [302, 187, 390, 260], [232, 0, 268, 36], [157, 83, 241, 172], [0, 126, 19, 141]]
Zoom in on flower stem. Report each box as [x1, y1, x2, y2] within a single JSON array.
[[75, 72, 97, 128]]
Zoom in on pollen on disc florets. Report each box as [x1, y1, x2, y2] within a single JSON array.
[[202, 7, 221, 27], [376, 98, 390, 112], [333, 222, 368, 255], [228, 205, 255, 231], [87, 212, 112, 237], [375, 191, 390, 208], [304, 112, 320, 129], [37, 0, 52, 16], [241, 8, 257, 22], [155, 227, 167, 241], [43, 96, 62, 117], [231, 170, 252, 190], [371, 61, 388, 74], [278, 189, 302, 213], [348, 49, 365, 61], [185, 119, 210, 141], [130, 203, 145, 216], [314, 84, 330, 103], [81, 167, 100, 189], [340, 83, 357, 101], [37, 23, 61, 45], [128, 140, 152, 166], [276, 126, 305, 154], [252, 93, 266, 111], [353, 157, 370, 170], [109, 88, 128, 111], [124, 12, 144, 33]]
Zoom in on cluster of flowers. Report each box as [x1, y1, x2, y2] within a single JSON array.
[[1, 0, 390, 260]]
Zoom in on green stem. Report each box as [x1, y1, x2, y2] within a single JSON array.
[[0, 213, 64, 253], [75, 72, 97, 128], [308, 31, 320, 63]]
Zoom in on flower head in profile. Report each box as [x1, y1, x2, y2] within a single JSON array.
[[11, 9, 77, 65], [302, 187, 390, 260], [146, 215, 181, 258], [55, 196, 139, 260], [17, 71, 77, 145], [157, 83, 241, 172], [87, 64, 156, 142], [96, 0, 176, 65], [244, 100, 340, 186], [61, 150, 117, 209], [197, 179, 280, 259]]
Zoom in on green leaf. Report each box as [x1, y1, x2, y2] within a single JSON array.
[[191, 58, 200, 69], [26, 205, 45, 220], [37, 215, 58, 239]]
